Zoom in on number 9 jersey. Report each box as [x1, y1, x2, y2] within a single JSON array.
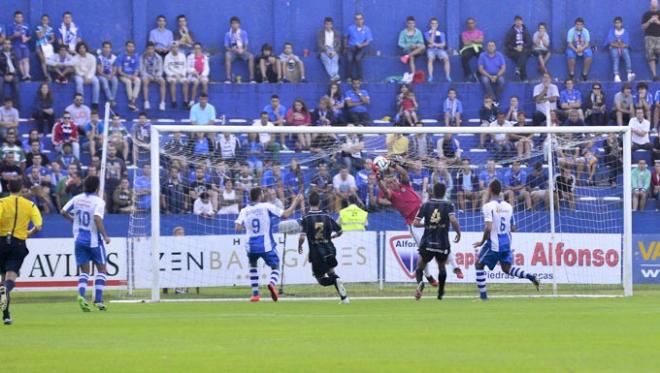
[[62, 193, 106, 248], [482, 199, 515, 252], [235, 202, 284, 254]]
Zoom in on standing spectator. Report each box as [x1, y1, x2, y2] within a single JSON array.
[[187, 42, 209, 103], [253, 111, 281, 160], [460, 17, 484, 82], [218, 179, 240, 214], [554, 167, 576, 211], [407, 160, 429, 196], [630, 108, 653, 151], [477, 41, 506, 103], [634, 82, 653, 121], [429, 161, 453, 201], [0, 39, 20, 107], [174, 15, 195, 55], [504, 95, 521, 122], [489, 112, 514, 160], [532, 22, 551, 75], [585, 82, 607, 126], [134, 164, 152, 211], [479, 159, 501, 205], [285, 99, 312, 150], [318, 17, 341, 82], [344, 79, 370, 125], [51, 112, 80, 158], [503, 160, 531, 210], [612, 83, 635, 126], [256, 43, 280, 83], [279, 42, 306, 83], [189, 93, 216, 125], [224, 16, 254, 83], [107, 113, 129, 161], [532, 72, 559, 125], [35, 14, 55, 82], [443, 88, 462, 126], [161, 166, 187, 214], [243, 134, 264, 175], [112, 178, 134, 213], [398, 16, 425, 74], [216, 132, 240, 165], [263, 94, 288, 148], [58, 11, 82, 54], [563, 109, 585, 126], [607, 16, 635, 82], [65, 93, 91, 129], [478, 95, 499, 147], [504, 15, 532, 81], [7, 11, 31, 81], [149, 15, 173, 59], [437, 133, 462, 165], [104, 144, 127, 209], [32, 83, 55, 134], [340, 131, 364, 172], [46, 44, 74, 84], [425, 17, 451, 82], [310, 163, 335, 211], [527, 162, 549, 210], [456, 158, 479, 211], [312, 96, 336, 126], [642, 0, 660, 81], [84, 110, 103, 156], [511, 112, 533, 158], [333, 166, 358, 207], [115, 40, 141, 111], [566, 17, 593, 81], [164, 42, 190, 108], [55, 163, 82, 208], [72, 42, 99, 109], [632, 159, 651, 211], [97, 41, 118, 107], [0, 98, 19, 138], [409, 122, 433, 160], [140, 42, 165, 111], [559, 78, 584, 121], [345, 13, 372, 81], [651, 162, 660, 211], [131, 112, 152, 165]]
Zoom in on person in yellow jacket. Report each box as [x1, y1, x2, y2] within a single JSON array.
[[338, 195, 368, 231]]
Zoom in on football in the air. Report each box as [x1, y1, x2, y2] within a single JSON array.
[[373, 156, 391, 172]]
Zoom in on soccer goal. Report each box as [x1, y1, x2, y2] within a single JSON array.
[[123, 122, 632, 302]]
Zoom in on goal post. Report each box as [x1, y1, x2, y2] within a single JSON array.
[[133, 124, 633, 302]]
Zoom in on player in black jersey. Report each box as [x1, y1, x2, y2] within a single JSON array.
[[298, 191, 349, 304], [412, 182, 461, 300]]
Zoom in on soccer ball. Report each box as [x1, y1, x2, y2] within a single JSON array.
[[373, 156, 391, 172]]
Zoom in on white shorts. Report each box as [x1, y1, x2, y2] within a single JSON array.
[[188, 75, 209, 84], [167, 75, 189, 84]]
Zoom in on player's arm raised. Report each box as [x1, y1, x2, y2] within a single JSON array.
[[393, 163, 410, 185], [376, 173, 391, 200], [281, 194, 303, 218]]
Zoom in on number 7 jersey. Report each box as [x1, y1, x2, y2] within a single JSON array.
[[235, 202, 284, 253], [62, 193, 106, 248], [482, 199, 515, 252]]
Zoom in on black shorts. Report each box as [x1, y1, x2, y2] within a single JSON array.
[[309, 245, 338, 277], [418, 246, 450, 264], [0, 237, 29, 275]]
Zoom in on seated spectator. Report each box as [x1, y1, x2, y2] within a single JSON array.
[[104, 144, 127, 208], [263, 94, 288, 147], [477, 41, 506, 103], [611, 83, 634, 126], [652, 162, 660, 211], [52, 112, 80, 158], [216, 132, 240, 166], [632, 159, 651, 211], [555, 166, 576, 211], [317, 17, 341, 82], [193, 191, 215, 218], [149, 15, 173, 59], [456, 158, 479, 211], [460, 17, 484, 82], [32, 83, 55, 134], [634, 82, 653, 121], [187, 42, 209, 103], [398, 16, 425, 74], [46, 44, 74, 84], [54, 163, 82, 208], [35, 14, 55, 82], [563, 109, 585, 126], [532, 22, 551, 75], [279, 42, 306, 83], [443, 88, 462, 126], [566, 17, 592, 81], [527, 162, 549, 210], [8, 11, 31, 81], [437, 133, 462, 165], [604, 133, 623, 186], [97, 41, 118, 107], [134, 164, 153, 211], [607, 16, 635, 82], [285, 98, 312, 150], [503, 160, 531, 210], [313, 96, 336, 126], [0, 152, 22, 195], [344, 79, 370, 125], [310, 163, 334, 211], [115, 40, 141, 111], [654, 134, 660, 162], [55, 142, 80, 170], [189, 93, 216, 126], [26, 139, 50, 168], [256, 43, 280, 83], [58, 11, 82, 55], [0, 39, 21, 106], [579, 139, 599, 185], [559, 78, 584, 121], [24, 129, 44, 153], [235, 163, 256, 205], [107, 113, 129, 160], [532, 73, 559, 126], [489, 112, 514, 160], [429, 160, 453, 201], [84, 110, 103, 156], [344, 12, 372, 81], [585, 82, 607, 126], [397, 84, 419, 126], [131, 112, 152, 164], [161, 165, 187, 213], [630, 108, 653, 151], [511, 112, 533, 158], [243, 133, 264, 174], [189, 165, 218, 211], [387, 133, 409, 157], [333, 165, 357, 208], [504, 15, 532, 81], [164, 42, 190, 108], [140, 42, 166, 111], [479, 95, 499, 147], [309, 130, 337, 168], [504, 95, 521, 122], [407, 160, 429, 197], [328, 82, 345, 124], [224, 16, 255, 83], [174, 15, 195, 55], [112, 178, 134, 213], [253, 111, 281, 160], [340, 131, 364, 172], [283, 159, 303, 205], [24, 161, 52, 213], [65, 93, 91, 129], [0, 97, 19, 138], [409, 123, 432, 160], [73, 42, 99, 108], [2, 130, 26, 167], [425, 17, 451, 82], [218, 179, 240, 214]]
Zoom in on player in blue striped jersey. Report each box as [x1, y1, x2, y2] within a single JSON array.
[[473, 180, 540, 300], [235, 187, 302, 302], [61, 176, 111, 311]]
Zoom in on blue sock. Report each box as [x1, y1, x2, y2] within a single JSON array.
[[94, 273, 106, 303], [249, 266, 259, 296], [78, 273, 89, 298], [476, 270, 488, 299], [508, 267, 535, 281]]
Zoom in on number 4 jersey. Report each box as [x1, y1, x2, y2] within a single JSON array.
[[235, 202, 283, 254], [415, 198, 455, 251], [62, 193, 106, 248]]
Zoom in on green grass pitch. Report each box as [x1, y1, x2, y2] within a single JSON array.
[[2, 288, 659, 372]]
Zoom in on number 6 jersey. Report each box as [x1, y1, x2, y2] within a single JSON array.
[[235, 202, 283, 253], [62, 193, 106, 248]]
